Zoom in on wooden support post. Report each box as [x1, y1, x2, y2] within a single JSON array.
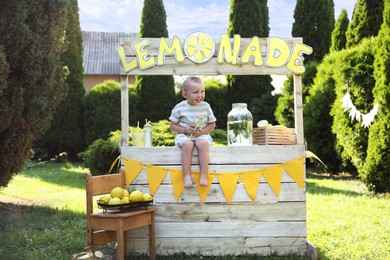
[[120, 75, 129, 147], [293, 75, 304, 145]]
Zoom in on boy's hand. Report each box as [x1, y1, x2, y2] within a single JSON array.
[[185, 124, 196, 134]]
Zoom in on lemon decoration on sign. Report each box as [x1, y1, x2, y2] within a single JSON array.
[[184, 32, 215, 63]]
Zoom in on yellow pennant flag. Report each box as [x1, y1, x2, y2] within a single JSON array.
[[217, 173, 239, 204], [146, 165, 168, 195], [169, 169, 185, 201], [239, 169, 261, 201], [124, 158, 144, 187], [192, 172, 215, 203], [261, 165, 283, 197], [283, 157, 305, 189]]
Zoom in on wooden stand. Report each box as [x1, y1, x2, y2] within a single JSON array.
[[118, 36, 313, 257]]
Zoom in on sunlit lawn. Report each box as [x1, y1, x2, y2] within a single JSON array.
[[0, 162, 389, 259]]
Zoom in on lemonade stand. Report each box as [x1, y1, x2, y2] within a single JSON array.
[[117, 32, 316, 257]]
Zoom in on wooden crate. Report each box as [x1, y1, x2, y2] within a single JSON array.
[[253, 127, 297, 145]]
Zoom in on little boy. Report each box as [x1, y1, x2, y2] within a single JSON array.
[[169, 76, 216, 188]]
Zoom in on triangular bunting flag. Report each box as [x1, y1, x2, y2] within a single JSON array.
[[261, 165, 283, 197], [124, 158, 144, 187], [239, 169, 261, 201], [146, 165, 168, 195], [169, 169, 185, 201], [192, 172, 215, 203], [283, 157, 305, 189], [217, 173, 239, 204]]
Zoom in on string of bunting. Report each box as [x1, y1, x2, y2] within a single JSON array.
[[123, 153, 314, 204], [341, 92, 379, 128]]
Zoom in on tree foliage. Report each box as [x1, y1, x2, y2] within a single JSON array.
[[274, 61, 318, 127], [363, 1, 390, 192], [0, 1, 68, 187], [304, 53, 340, 171], [330, 9, 350, 52], [136, 0, 175, 124], [83, 80, 122, 146], [292, 0, 335, 63], [331, 38, 376, 175], [226, 0, 273, 122], [34, 0, 85, 161], [346, 0, 384, 47], [204, 78, 229, 129]]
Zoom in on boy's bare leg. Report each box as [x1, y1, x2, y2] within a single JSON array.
[[181, 141, 194, 188], [195, 139, 209, 186]]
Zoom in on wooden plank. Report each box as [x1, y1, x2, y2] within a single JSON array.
[[120, 75, 129, 147], [153, 202, 306, 222], [132, 182, 305, 203], [294, 75, 304, 145], [127, 221, 306, 238], [120, 59, 297, 76], [121, 145, 306, 165], [126, 237, 307, 255]]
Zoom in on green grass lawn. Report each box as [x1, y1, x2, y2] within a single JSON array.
[[0, 162, 389, 259]]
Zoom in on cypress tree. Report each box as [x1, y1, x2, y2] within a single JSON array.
[[136, 0, 175, 123], [226, 0, 273, 124], [363, 1, 390, 192], [330, 9, 349, 52], [346, 0, 384, 48], [304, 53, 340, 171], [292, 0, 335, 63], [274, 61, 318, 127], [0, 1, 68, 187], [34, 0, 85, 160], [330, 38, 376, 175]]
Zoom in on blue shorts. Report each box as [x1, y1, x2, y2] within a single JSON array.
[[175, 134, 213, 147]]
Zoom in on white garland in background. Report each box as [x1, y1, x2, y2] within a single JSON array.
[[341, 92, 379, 128]]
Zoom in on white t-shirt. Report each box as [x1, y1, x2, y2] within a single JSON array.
[[169, 100, 217, 128]]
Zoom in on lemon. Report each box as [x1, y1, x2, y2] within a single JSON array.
[[184, 32, 215, 63], [110, 187, 124, 199], [143, 193, 153, 201], [108, 197, 121, 205], [123, 189, 129, 197], [121, 197, 130, 204], [129, 190, 144, 202], [98, 195, 110, 204], [257, 120, 269, 128]]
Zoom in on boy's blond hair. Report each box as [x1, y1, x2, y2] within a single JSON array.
[[182, 76, 203, 91]]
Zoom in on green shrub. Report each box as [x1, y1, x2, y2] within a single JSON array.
[[330, 38, 376, 174], [79, 133, 119, 176], [363, 2, 390, 193], [204, 78, 229, 128], [149, 120, 175, 147], [304, 52, 341, 171], [211, 129, 228, 146], [83, 80, 121, 146]]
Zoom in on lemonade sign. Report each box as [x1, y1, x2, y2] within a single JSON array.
[[118, 32, 313, 74]]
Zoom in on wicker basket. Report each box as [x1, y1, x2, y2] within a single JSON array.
[[253, 127, 297, 145]]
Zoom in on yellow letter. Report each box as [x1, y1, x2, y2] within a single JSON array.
[[157, 36, 185, 65], [286, 43, 313, 73], [240, 36, 263, 66], [118, 46, 137, 72], [217, 34, 241, 64], [133, 39, 156, 70], [265, 38, 290, 67]]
